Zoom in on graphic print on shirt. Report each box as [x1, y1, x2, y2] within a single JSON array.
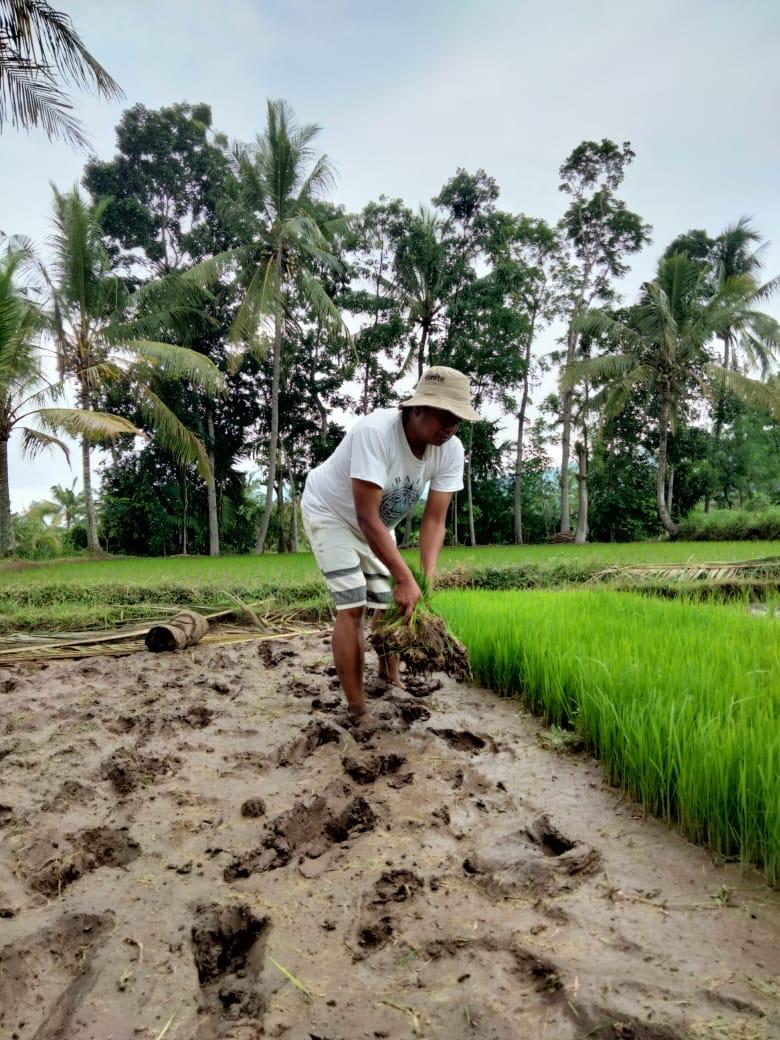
[[379, 474, 422, 527]]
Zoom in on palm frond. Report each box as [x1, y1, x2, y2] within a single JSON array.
[[19, 425, 70, 462], [123, 340, 226, 395], [136, 387, 212, 478], [705, 364, 780, 421], [36, 406, 141, 440], [561, 352, 635, 391]]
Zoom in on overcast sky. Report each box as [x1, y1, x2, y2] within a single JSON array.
[[3, 0, 779, 509]]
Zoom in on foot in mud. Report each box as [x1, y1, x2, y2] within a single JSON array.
[[347, 709, 379, 737]]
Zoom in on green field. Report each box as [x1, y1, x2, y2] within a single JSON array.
[[1, 541, 778, 633], [436, 588, 780, 882], [2, 539, 779, 586]]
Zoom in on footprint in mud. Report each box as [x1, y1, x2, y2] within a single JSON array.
[[100, 747, 181, 795], [430, 728, 498, 754], [273, 718, 342, 767], [41, 780, 96, 812], [224, 783, 378, 882], [342, 751, 407, 785], [569, 1008, 687, 1040], [191, 902, 272, 1022], [463, 812, 601, 898], [0, 803, 13, 827], [25, 826, 141, 898], [352, 869, 425, 958], [0, 911, 114, 1040], [278, 676, 321, 699], [258, 641, 299, 668]]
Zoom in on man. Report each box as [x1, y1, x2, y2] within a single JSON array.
[[301, 366, 480, 729]]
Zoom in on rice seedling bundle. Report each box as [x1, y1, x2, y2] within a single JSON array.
[[435, 588, 780, 883], [370, 572, 470, 681]]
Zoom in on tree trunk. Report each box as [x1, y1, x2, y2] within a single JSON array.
[[666, 464, 675, 518], [465, 431, 476, 547], [513, 320, 535, 545], [78, 379, 100, 553], [206, 408, 219, 557], [181, 470, 188, 555], [574, 439, 588, 544], [289, 464, 299, 552], [417, 324, 430, 380], [255, 261, 283, 553], [277, 456, 287, 553], [657, 389, 678, 537], [452, 491, 459, 545], [559, 266, 592, 535], [0, 434, 14, 555]]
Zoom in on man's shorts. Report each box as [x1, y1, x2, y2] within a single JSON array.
[[302, 513, 393, 611]]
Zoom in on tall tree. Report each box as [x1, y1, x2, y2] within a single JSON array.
[[0, 0, 121, 147], [489, 214, 567, 543], [222, 99, 348, 553], [46, 185, 225, 551], [566, 255, 780, 536], [0, 242, 135, 553], [84, 102, 240, 555], [556, 139, 650, 535]]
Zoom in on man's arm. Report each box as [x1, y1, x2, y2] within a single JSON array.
[[419, 489, 452, 579], [352, 479, 421, 617]]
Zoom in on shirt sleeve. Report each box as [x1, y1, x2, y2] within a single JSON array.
[[430, 437, 465, 493], [349, 425, 392, 488]]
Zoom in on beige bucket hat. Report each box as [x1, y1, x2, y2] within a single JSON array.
[[399, 366, 481, 422]]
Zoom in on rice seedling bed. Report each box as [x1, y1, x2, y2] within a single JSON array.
[[435, 588, 780, 883]]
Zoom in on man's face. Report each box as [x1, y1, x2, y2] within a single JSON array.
[[416, 406, 461, 445]]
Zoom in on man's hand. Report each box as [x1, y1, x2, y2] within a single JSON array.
[[394, 574, 422, 619]]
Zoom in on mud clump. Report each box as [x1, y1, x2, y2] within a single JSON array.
[[370, 611, 471, 681], [241, 796, 267, 818], [28, 827, 141, 897], [100, 747, 180, 794], [342, 752, 406, 785], [373, 869, 424, 903], [224, 791, 378, 881]]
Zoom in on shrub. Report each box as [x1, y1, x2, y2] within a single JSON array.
[[677, 508, 780, 541]]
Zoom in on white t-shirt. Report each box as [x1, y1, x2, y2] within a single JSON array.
[[301, 409, 464, 532]]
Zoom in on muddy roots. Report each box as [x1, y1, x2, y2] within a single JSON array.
[[369, 609, 471, 681]]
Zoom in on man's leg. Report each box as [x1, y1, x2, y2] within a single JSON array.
[[332, 604, 373, 720]]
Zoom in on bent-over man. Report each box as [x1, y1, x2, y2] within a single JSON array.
[[301, 366, 480, 728]]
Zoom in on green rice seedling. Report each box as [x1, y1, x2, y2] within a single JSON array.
[[435, 588, 780, 883], [369, 568, 470, 681]]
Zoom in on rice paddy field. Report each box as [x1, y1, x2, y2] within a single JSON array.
[[2, 541, 779, 884], [436, 587, 780, 883]]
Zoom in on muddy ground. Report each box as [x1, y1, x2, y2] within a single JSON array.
[[0, 632, 778, 1040]]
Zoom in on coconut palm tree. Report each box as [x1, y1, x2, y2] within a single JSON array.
[[564, 255, 780, 537], [394, 206, 451, 380], [46, 185, 225, 551], [0, 0, 122, 147], [218, 99, 348, 553], [0, 242, 137, 554], [49, 477, 84, 528]]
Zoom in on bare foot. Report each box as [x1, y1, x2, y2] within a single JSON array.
[[348, 709, 378, 736], [377, 672, 406, 691]]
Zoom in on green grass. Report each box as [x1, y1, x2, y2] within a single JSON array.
[[435, 588, 780, 883], [2, 540, 777, 586], [1, 541, 778, 632]]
